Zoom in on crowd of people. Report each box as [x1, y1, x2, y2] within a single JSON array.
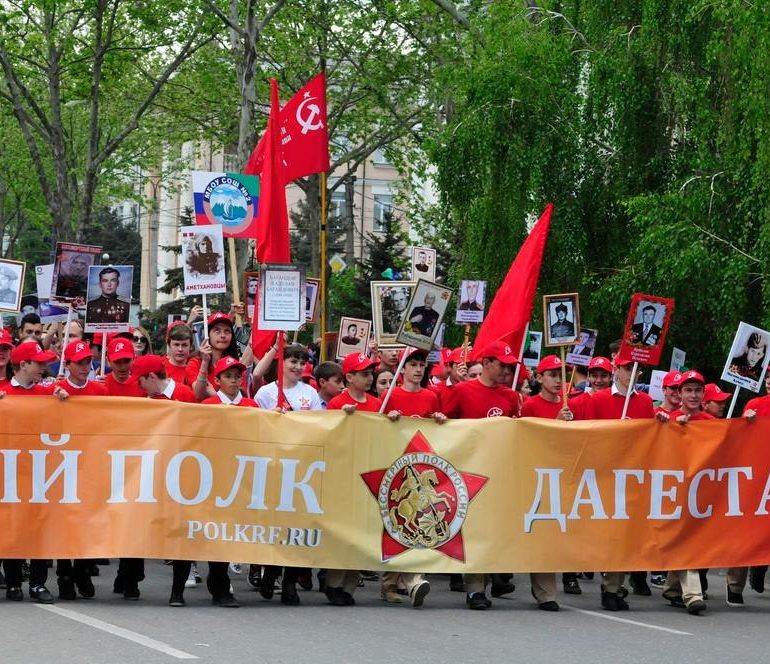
[[1, 309, 769, 615]]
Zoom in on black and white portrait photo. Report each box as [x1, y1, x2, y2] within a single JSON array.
[[543, 293, 580, 346]]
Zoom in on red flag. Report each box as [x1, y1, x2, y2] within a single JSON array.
[[472, 203, 553, 359], [244, 72, 330, 183]]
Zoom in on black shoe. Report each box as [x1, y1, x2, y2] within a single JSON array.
[[258, 568, 278, 600], [317, 569, 327, 593], [687, 599, 706, 615], [212, 593, 240, 607], [726, 586, 744, 607], [750, 567, 766, 594], [666, 595, 686, 609], [449, 574, 465, 592], [247, 565, 261, 590], [491, 581, 515, 597], [169, 593, 186, 607], [30, 585, 54, 604], [630, 577, 651, 596], [601, 591, 628, 611], [281, 582, 300, 606], [123, 580, 140, 601], [6, 586, 23, 601], [325, 587, 348, 607], [466, 592, 491, 610], [563, 578, 582, 595], [75, 575, 95, 599], [88, 563, 100, 577], [297, 571, 313, 591], [113, 576, 124, 594], [57, 577, 76, 601], [539, 600, 559, 611]]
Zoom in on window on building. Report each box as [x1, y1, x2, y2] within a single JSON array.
[[329, 192, 346, 220], [372, 148, 391, 165], [373, 194, 393, 232]]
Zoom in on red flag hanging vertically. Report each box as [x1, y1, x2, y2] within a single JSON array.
[[472, 203, 553, 358], [244, 72, 330, 184]]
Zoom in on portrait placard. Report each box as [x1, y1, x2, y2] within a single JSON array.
[[617, 293, 675, 366], [410, 246, 436, 282], [455, 280, 487, 324], [84, 265, 133, 333], [51, 243, 102, 303], [0, 259, 26, 313], [649, 370, 667, 402], [395, 279, 453, 351], [370, 281, 415, 347], [670, 347, 686, 372], [336, 317, 372, 359], [566, 328, 598, 367], [543, 293, 580, 347], [720, 322, 770, 392], [258, 263, 306, 331], [243, 271, 259, 320], [306, 278, 320, 322], [522, 331, 543, 369], [181, 224, 226, 295]]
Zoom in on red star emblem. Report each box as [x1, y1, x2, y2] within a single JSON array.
[[361, 431, 487, 562]]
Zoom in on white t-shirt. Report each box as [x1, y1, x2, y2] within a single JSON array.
[[255, 381, 323, 411]]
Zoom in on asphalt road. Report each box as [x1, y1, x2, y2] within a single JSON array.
[[1, 563, 768, 663]]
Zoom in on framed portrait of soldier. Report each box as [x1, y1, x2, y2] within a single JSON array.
[[306, 278, 320, 322], [410, 246, 436, 282], [396, 279, 453, 352], [566, 328, 598, 367], [522, 330, 543, 369], [84, 265, 133, 333], [617, 293, 674, 366], [243, 271, 259, 320], [336, 317, 372, 359], [721, 322, 770, 392], [543, 293, 580, 347], [181, 224, 226, 295], [51, 242, 102, 303], [371, 281, 415, 347], [455, 280, 487, 324], [0, 258, 26, 313]]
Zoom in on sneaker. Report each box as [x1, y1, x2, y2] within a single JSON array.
[[650, 573, 666, 588], [563, 578, 581, 595], [466, 592, 491, 610], [410, 580, 430, 608], [123, 580, 140, 601], [601, 591, 628, 611], [185, 564, 198, 588], [169, 593, 186, 607], [247, 565, 261, 589], [228, 563, 242, 575], [57, 577, 77, 600], [539, 600, 559, 611], [726, 585, 744, 607], [193, 563, 202, 584], [687, 599, 706, 615], [212, 593, 240, 608], [381, 590, 403, 603], [30, 585, 54, 604], [6, 586, 23, 601], [75, 575, 95, 599]]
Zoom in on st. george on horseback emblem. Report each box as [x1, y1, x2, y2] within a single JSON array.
[[361, 431, 487, 562]]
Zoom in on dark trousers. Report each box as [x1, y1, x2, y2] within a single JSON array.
[[262, 565, 306, 586], [56, 559, 93, 579], [116, 558, 145, 584], [171, 561, 230, 598], [3, 559, 48, 588]]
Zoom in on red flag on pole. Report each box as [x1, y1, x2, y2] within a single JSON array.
[[244, 72, 330, 183], [472, 203, 553, 359]]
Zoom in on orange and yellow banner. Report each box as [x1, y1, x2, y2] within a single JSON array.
[[1, 396, 770, 572]]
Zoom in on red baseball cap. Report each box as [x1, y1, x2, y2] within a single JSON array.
[[448, 347, 471, 364], [704, 383, 731, 402], [213, 355, 247, 377], [107, 338, 135, 361], [342, 353, 375, 374], [537, 355, 562, 373], [131, 354, 165, 378], [207, 312, 233, 329], [679, 369, 705, 386], [166, 320, 190, 337], [613, 356, 635, 367], [0, 329, 13, 348], [662, 371, 684, 388], [91, 333, 111, 347], [588, 356, 612, 372], [10, 342, 57, 365], [480, 340, 519, 365], [64, 340, 92, 363]]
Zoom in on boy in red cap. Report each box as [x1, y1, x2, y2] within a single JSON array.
[[520, 355, 575, 421], [55, 340, 108, 397], [200, 357, 257, 407], [104, 338, 144, 397], [133, 355, 196, 403], [1, 341, 68, 604], [385, 348, 445, 423], [702, 383, 731, 418], [323, 353, 381, 605], [660, 370, 709, 616], [163, 321, 195, 385], [567, 356, 613, 419], [429, 347, 469, 411], [656, 371, 684, 415]]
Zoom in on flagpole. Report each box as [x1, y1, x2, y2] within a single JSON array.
[[227, 237, 242, 326], [319, 171, 328, 362]]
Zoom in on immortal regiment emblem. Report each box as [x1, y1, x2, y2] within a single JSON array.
[[361, 431, 487, 562]]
